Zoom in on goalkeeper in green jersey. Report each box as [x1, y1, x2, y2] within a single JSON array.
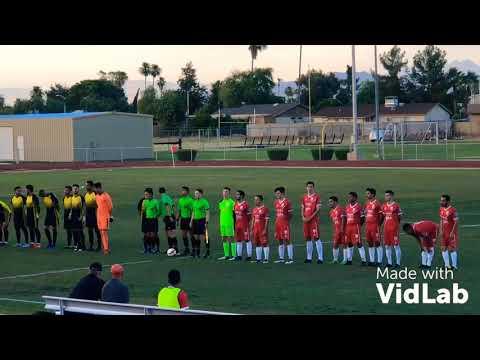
[[218, 187, 236, 260]]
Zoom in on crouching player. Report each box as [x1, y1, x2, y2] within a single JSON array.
[[251, 195, 270, 263], [234, 190, 252, 261], [403, 220, 438, 269], [328, 196, 345, 263], [439, 194, 459, 270]]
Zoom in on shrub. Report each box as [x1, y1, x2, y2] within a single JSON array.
[[334, 148, 349, 160], [311, 148, 334, 160], [267, 148, 289, 161], [176, 149, 198, 161]]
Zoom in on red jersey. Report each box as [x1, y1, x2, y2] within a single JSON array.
[[301, 193, 321, 219], [439, 206, 458, 234], [329, 206, 344, 234], [381, 202, 402, 229], [252, 205, 269, 230], [274, 198, 292, 223], [345, 202, 363, 225], [364, 199, 382, 225], [234, 201, 250, 228], [412, 220, 438, 240]]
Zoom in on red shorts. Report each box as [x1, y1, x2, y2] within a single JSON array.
[[253, 228, 268, 246], [333, 232, 343, 247], [421, 237, 436, 250], [365, 223, 380, 246], [441, 232, 457, 250], [275, 221, 290, 242], [303, 219, 319, 240], [344, 224, 361, 246], [235, 225, 249, 242], [384, 227, 400, 246]]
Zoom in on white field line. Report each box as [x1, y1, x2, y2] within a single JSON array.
[[0, 298, 44, 305], [0, 259, 152, 281]]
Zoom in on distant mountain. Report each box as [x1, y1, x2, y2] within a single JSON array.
[[0, 88, 31, 106], [448, 59, 480, 74], [123, 79, 177, 101]]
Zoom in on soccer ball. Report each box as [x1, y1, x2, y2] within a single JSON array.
[[167, 248, 177, 257]]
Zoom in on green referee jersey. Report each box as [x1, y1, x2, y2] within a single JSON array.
[[177, 195, 194, 219], [192, 198, 209, 220], [142, 198, 161, 219], [160, 194, 174, 217], [218, 198, 235, 226]]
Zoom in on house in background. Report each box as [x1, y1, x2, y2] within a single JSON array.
[[457, 94, 480, 137], [215, 103, 309, 124]]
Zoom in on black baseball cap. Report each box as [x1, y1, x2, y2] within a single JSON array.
[[89, 262, 103, 272]]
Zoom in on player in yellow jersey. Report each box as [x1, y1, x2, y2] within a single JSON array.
[[71, 184, 86, 252], [25, 185, 41, 248], [84, 180, 101, 251], [0, 199, 12, 246], [63, 185, 74, 249], [11, 186, 29, 247], [39, 189, 60, 249]]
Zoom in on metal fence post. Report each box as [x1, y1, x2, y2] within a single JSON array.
[[224, 144, 226, 160], [401, 122, 404, 160], [255, 145, 258, 161], [453, 143, 456, 160], [190, 149, 193, 162], [415, 144, 418, 160], [436, 121, 439, 145], [393, 124, 397, 148], [155, 151, 158, 161], [120, 149, 124, 163], [445, 139, 448, 160], [288, 144, 291, 160]]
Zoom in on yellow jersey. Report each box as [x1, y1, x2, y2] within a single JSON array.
[[71, 194, 84, 210], [63, 195, 73, 210], [84, 192, 97, 208], [11, 195, 26, 211]]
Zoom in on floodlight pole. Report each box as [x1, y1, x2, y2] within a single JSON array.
[[308, 65, 312, 123], [374, 45, 381, 159], [351, 45, 358, 155]]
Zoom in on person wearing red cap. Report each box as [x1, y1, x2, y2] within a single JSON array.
[[101, 264, 129, 303]]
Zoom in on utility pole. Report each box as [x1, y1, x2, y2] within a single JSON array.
[[351, 45, 358, 155], [185, 90, 190, 128], [298, 45, 302, 104], [374, 45, 381, 159], [308, 65, 312, 123]]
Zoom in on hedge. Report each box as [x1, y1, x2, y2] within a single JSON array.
[[311, 148, 334, 160], [334, 148, 349, 160], [176, 149, 198, 161], [267, 148, 289, 161]]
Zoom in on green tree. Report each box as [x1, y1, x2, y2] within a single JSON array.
[[138, 88, 185, 128], [13, 98, 32, 114], [98, 70, 128, 88], [357, 80, 376, 104], [206, 80, 222, 113], [150, 64, 161, 88], [248, 45, 268, 72], [0, 95, 4, 109], [137, 86, 158, 116], [67, 79, 129, 112], [139, 62, 151, 90], [194, 105, 217, 127], [177, 61, 208, 114], [30, 86, 45, 113], [284, 86, 295, 103], [379, 45, 408, 100], [45, 84, 70, 113], [446, 68, 479, 118], [336, 65, 359, 105], [297, 69, 340, 111]]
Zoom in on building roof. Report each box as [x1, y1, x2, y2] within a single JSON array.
[[219, 103, 307, 118], [314, 103, 451, 118], [0, 111, 152, 120]]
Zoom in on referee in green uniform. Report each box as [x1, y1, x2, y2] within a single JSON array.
[[159, 187, 178, 254], [176, 186, 194, 256]]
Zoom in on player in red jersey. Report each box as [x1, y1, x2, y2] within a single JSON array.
[[251, 195, 270, 263], [364, 188, 383, 267], [328, 196, 345, 263], [234, 190, 252, 261], [381, 190, 403, 268], [273, 186, 294, 264], [301, 181, 323, 264], [343, 192, 367, 266], [403, 220, 439, 269], [439, 194, 459, 270]]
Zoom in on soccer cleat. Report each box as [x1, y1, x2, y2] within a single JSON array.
[[262, 260, 269, 264], [386, 263, 393, 268], [452, 266, 458, 271], [217, 256, 227, 260], [274, 259, 285, 264], [285, 260, 294, 265], [345, 261, 352, 265], [203, 253, 210, 259], [87, 247, 94, 252], [181, 249, 190, 256], [367, 262, 375, 267], [77, 248, 83, 252], [35, 243, 42, 249], [304, 259, 312, 264], [256, 260, 262, 264], [22, 243, 30, 248], [245, 257, 252, 262], [228, 256, 237, 261], [16, 243, 22, 248], [330, 259, 338, 264], [234, 256, 242, 261], [394, 264, 400, 269], [361, 261, 367, 266], [317, 259, 323, 264], [376, 262, 383, 267]]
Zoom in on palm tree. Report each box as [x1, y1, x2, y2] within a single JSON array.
[[150, 64, 161, 88], [157, 77, 166, 96], [248, 45, 268, 72], [277, 78, 282, 96], [138, 62, 151, 90]]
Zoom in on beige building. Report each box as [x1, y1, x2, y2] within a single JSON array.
[[0, 112, 153, 162]]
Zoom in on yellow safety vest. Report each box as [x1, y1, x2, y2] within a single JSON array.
[[157, 287, 181, 309]]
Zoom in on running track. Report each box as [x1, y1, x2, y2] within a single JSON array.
[[1, 160, 480, 172]]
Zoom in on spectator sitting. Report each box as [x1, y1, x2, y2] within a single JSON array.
[[69, 262, 105, 301], [157, 269, 189, 310], [101, 264, 129, 304]]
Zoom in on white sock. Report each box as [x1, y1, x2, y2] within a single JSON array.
[[343, 248, 348, 261], [287, 244, 293, 260], [442, 251, 450, 267], [394, 245, 401, 265], [306, 241, 313, 260], [421, 251, 427, 266], [263, 246, 270, 261], [256, 247, 262, 260], [348, 247, 353, 261], [358, 247, 366, 262], [333, 248, 339, 261], [376, 246, 383, 263], [278, 244, 285, 260], [236, 242, 243, 257], [427, 250, 433, 266], [450, 251, 458, 268], [315, 240, 323, 261], [385, 247, 393, 265], [246, 241, 252, 257], [368, 247, 375, 262]]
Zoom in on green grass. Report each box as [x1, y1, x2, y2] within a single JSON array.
[[0, 167, 478, 314]]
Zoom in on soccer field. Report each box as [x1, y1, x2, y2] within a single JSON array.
[[0, 167, 478, 314]]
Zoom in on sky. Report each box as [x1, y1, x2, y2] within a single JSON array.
[[0, 45, 479, 89]]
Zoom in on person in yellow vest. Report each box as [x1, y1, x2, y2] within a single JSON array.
[[25, 185, 41, 248], [11, 186, 29, 248], [63, 186, 74, 249], [157, 269, 189, 310], [84, 180, 101, 252], [38, 190, 60, 249], [0, 199, 12, 246]]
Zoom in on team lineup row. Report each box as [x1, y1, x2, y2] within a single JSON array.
[[0, 181, 459, 270]]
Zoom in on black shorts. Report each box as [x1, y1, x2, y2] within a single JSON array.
[[192, 218, 206, 236], [0, 212, 5, 223], [44, 208, 57, 227], [63, 211, 71, 230], [70, 209, 83, 230], [26, 209, 38, 228], [13, 211, 25, 228], [85, 207, 97, 228], [163, 216, 176, 231], [180, 218, 191, 231], [144, 218, 158, 233]]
